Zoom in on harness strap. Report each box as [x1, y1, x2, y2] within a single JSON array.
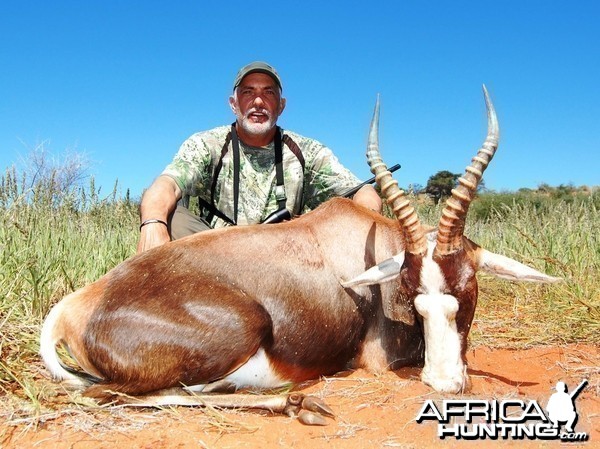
[[198, 132, 236, 225], [282, 134, 305, 212], [231, 124, 241, 224], [283, 135, 305, 171], [273, 127, 286, 211], [200, 125, 305, 226]]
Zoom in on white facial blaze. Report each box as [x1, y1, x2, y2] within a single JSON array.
[[414, 245, 466, 393]]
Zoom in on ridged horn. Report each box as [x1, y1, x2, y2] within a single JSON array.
[[366, 95, 427, 255], [435, 85, 500, 256]]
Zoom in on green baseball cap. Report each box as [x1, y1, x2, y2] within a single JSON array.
[[233, 61, 282, 91]]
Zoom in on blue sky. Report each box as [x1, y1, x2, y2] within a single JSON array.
[[1, 1, 598, 199]]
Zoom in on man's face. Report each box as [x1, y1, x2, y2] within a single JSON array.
[[229, 73, 286, 137]]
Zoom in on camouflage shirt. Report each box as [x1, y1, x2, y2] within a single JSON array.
[[162, 125, 360, 228]]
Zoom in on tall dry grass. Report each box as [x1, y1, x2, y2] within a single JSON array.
[[0, 166, 138, 418], [465, 193, 599, 347]]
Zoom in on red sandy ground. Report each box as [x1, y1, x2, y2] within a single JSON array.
[[2, 344, 598, 449]]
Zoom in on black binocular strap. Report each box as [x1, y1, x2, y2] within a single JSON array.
[[201, 124, 291, 226], [200, 131, 236, 225], [231, 125, 241, 224], [273, 127, 286, 212]]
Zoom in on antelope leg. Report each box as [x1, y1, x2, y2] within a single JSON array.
[[113, 391, 335, 425]]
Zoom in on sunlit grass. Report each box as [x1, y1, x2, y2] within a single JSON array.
[[1, 168, 138, 422], [467, 194, 599, 347]]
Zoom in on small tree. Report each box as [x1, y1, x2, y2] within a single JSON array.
[[408, 183, 424, 195], [23, 141, 90, 193], [0, 141, 95, 209], [425, 170, 460, 204]]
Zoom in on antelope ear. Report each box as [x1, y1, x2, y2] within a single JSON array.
[[341, 253, 404, 288], [341, 253, 414, 324], [478, 249, 562, 283]]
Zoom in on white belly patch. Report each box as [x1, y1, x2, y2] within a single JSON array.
[[223, 348, 287, 390]]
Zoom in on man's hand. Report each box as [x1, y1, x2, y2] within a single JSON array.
[[137, 175, 181, 253], [137, 222, 171, 253], [353, 185, 382, 213]]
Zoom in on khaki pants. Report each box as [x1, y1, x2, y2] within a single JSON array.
[[169, 205, 212, 240]]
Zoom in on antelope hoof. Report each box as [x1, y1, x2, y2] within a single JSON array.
[[284, 394, 334, 425], [301, 396, 335, 418], [298, 409, 328, 426]]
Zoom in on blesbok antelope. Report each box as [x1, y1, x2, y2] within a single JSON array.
[[40, 87, 560, 425]]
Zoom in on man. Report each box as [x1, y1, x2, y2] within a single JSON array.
[[546, 381, 578, 433], [138, 61, 381, 253]]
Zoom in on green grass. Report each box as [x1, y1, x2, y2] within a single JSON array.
[[1, 168, 598, 423], [465, 193, 599, 347], [1, 169, 138, 418]]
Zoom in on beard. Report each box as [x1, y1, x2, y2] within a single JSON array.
[[236, 107, 276, 136]]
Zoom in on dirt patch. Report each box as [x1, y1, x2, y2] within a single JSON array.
[[2, 344, 598, 448]]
